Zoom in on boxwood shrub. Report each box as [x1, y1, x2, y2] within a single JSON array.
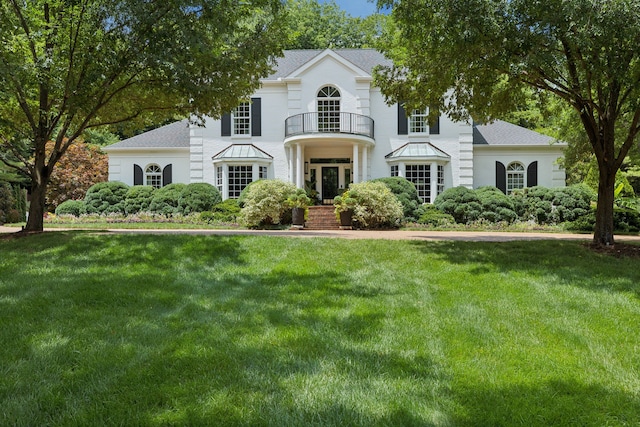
[[84, 181, 129, 214], [148, 183, 186, 216], [55, 200, 87, 217], [124, 186, 155, 214], [200, 199, 241, 223], [433, 186, 483, 224], [180, 183, 222, 214]]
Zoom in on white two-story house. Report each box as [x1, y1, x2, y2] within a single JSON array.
[[104, 49, 566, 202]]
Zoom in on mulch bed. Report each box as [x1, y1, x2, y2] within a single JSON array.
[[586, 242, 640, 259]]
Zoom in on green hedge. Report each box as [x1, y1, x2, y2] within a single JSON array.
[[84, 181, 130, 214]]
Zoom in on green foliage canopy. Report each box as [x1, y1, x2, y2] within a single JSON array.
[[0, 0, 287, 232], [376, 0, 640, 245]]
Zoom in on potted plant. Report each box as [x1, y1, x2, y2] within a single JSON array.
[[333, 191, 357, 227], [286, 188, 311, 226]]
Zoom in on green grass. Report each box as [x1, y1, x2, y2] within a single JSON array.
[[1, 233, 639, 426]]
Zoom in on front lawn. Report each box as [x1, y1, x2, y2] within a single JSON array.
[[0, 233, 638, 426]]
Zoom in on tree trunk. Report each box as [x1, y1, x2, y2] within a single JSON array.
[[24, 173, 48, 233], [593, 165, 616, 246]]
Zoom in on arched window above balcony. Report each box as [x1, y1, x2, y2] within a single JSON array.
[[317, 86, 340, 132]]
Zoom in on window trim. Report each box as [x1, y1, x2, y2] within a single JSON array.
[[145, 164, 162, 189], [506, 162, 525, 194]]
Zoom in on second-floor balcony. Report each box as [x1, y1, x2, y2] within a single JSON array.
[[285, 112, 374, 140]]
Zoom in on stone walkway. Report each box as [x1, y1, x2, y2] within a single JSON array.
[[2, 225, 640, 243]]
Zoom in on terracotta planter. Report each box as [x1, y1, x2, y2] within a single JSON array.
[[292, 207, 305, 226]]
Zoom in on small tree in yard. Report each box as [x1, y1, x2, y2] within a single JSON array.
[[376, 0, 640, 246], [0, 0, 286, 233], [45, 140, 107, 211]]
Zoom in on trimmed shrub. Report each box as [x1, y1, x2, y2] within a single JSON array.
[[434, 186, 483, 224], [346, 181, 404, 228], [513, 185, 593, 224], [565, 206, 640, 233], [179, 183, 222, 214], [372, 177, 423, 221], [148, 183, 186, 216], [84, 181, 129, 214], [551, 184, 594, 222], [237, 180, 261, 208], [200, 199, 242, 223], [55, 200, 87, 217], [417, 205, 455, 227], [476, 186, 517, 223], [239, 179, 297, 227], [124, 186, 155, 214]]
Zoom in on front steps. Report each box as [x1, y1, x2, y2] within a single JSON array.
[[303, 205, 340, 230]]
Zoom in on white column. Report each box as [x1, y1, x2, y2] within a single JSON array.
[[430, 162, 438, 203], [288, 145, 295, 184], [362, 146, 368, 181], [252, 164, 259, 183], [352, 144, 360, 184], [222, 163, 229, 200], [296, 143, 304, 188]]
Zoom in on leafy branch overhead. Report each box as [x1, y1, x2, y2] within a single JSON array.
[[0, 0, 287, 232]]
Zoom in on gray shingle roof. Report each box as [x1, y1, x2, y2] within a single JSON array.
[[103, 119, 190, 150], [265, 49, 390, 79], [473, 120, 559, 146]]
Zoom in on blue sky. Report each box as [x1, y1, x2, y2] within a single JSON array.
[[318, 0, 387, 17]]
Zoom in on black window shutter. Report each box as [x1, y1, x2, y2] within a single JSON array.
[[251, 97, 261, 137], [134, 164, 143, 185], [162, 164, 172, 186], [429, 116, 440, 135], [496, 161, 506, 194], [397, 103, 408, 135], [221, 114, 231, 136], [527, 161, 538, 187]]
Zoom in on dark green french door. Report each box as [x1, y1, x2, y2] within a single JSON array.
[[321, 167, 339, 201]]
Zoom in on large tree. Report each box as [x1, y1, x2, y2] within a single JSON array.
[[376, 0, 640, 246], [0, 0, 286, 232], [285, 0, 387, 49]]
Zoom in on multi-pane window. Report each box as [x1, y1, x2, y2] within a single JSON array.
[[507, 162, 525, 194], [232, 102, 251, 135], [409, 109, 428, 134], [390, 165, 399, 177], [317, 86, 340, 132], [437, 165, 445, 196], [406, 164, 431, 203], [216, 166, 223, 193], [145, 164, 162, 189], [228, 165, 253, 198], [259, 166, 268, 179]]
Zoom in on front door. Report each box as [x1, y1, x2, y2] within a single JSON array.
[[321, 167, 339, 203]]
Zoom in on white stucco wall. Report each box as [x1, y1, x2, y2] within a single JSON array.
[[106, 149, 190, 186], [473, 146, 566, 188]]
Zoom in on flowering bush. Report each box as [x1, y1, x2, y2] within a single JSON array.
[[347, 181, 403, 229], [372, 177, 423, 221], [239, 179, 296, 227]]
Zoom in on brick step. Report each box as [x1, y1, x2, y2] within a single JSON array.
[[305, 206, 340, 230]]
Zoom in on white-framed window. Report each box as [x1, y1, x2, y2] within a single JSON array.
[[390, 165, 399, 177], [145, 164, 162, 189], [406, 164, 431, 203], [317, 86, 341, 132], [216, 166, 223, 193], [409, 109, 428, 134], [228, 165, 253, 198], [259, 166, 268, 179], [232, 102, 251, 135], [437, 165, 445, 196], [507, 162, 525, 194]]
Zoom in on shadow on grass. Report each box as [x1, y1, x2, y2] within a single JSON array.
[[410, 239, 640, 297], [451, 379, 640, 426], [2, 234, 639, 426]]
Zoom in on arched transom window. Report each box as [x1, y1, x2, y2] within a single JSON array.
[[145, 164, 162, 189], [506, 162, 525, 194], [317, 86, 341, 132]]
